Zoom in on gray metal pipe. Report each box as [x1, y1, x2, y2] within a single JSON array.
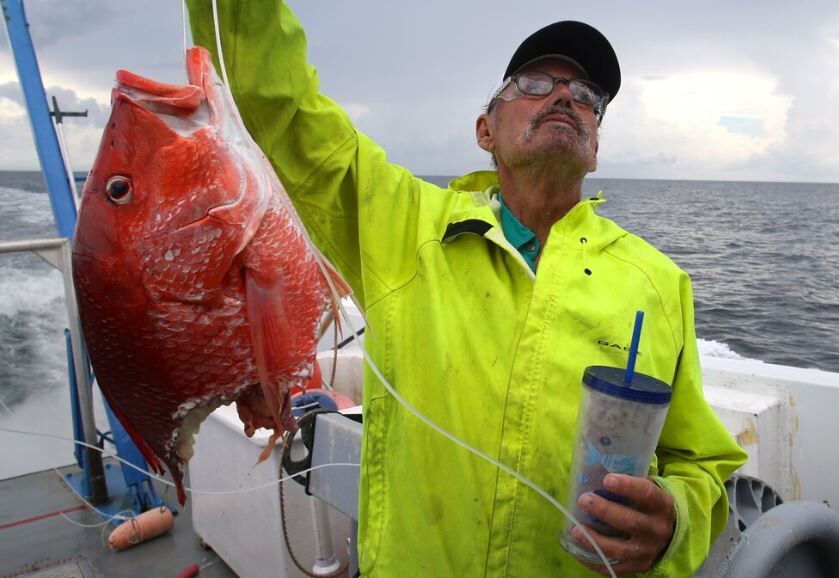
[[719, 501, 839, 578]]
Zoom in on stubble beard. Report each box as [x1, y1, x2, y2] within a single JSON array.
[[518, 105, 596, 170]]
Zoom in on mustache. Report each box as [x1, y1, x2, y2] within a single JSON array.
[[528, 104, 585, 134]]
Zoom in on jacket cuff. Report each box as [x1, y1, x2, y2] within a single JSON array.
[[646, 475, 688, 572]]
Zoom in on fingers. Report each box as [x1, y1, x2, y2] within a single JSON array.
[[578, 483, 674, 542], [570, 525, 650, 576], [601, 474, 673, 514], [572, 523, 653, 562], [571, 521, 665, 576], [578, 489, 644, 536], [567, 475, 677, 575]]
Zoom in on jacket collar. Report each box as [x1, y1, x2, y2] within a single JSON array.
[[442, 170, 624, 255]]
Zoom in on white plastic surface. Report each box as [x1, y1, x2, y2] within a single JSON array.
[[189, 338, 839, 578], [189, 347, 363, 578], [702, 356, 839, 506]]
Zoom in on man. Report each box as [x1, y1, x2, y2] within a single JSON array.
[[188, 2, 747, 576]]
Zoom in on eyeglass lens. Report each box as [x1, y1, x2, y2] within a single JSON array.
[[515, 73, 602, 107]]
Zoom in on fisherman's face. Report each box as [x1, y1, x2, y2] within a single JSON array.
[[477, 58, 599, 173]]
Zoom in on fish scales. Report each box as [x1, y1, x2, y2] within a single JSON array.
[[72, 47, 347, 504]]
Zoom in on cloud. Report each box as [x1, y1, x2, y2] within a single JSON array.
[[721, 27, 839, 182], [598, 68, 794, 180], [349, 92, 493, 176], [0, 115, 38, 169], [342, 103, 371, 123], [1, 0, 838, 182], [43, 86, 110, 126], [0, 82, 108, 171], [0, 0, 115, 52], [0, 82, 24, 104]]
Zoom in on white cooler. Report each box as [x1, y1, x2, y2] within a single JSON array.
[[189, 348, 363, 578]]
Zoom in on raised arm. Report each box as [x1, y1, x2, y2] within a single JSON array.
[[186, 0, 436, 307]]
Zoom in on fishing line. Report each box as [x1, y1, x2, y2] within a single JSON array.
[[58, 509, 132, 529], [206, 4, 615, 575], [53, 463, 134, 525], [181, 1, 189, 82], [0, 426, 358, 497], [55, 477, 143, 549], [210, 0, 231, 88], [0, 395, 135, 530], [56, 504, 134, 550]]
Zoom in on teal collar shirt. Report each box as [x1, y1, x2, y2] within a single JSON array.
[[498, 192, 540, 272]]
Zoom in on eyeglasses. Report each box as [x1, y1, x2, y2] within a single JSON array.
[[495, 72, 609, 116]]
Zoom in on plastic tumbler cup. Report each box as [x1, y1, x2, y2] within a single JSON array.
[[559, 365, 672, 563]]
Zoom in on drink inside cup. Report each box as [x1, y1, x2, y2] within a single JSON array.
[[559, 365, 672, 564]]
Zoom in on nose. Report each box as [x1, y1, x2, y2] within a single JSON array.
[[548, 79, 576, 106]]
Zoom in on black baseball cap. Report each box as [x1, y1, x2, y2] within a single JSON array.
[[504, 21, 621, 102]]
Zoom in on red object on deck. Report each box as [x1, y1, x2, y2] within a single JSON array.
[[174, 562, 200, 578]]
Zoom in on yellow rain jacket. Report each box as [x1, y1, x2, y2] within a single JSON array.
[[188, 2, 748, 576]]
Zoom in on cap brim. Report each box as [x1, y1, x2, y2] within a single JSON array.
[[504, 21, 620, 101]]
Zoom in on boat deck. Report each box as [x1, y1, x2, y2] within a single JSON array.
[[0, 459, 237, 578]]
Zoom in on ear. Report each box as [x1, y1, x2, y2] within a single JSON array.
[[476, 113, 495, 153]]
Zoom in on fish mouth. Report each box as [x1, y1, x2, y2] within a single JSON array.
[[115, 68, 203, 116], [115, 85, 210, 138]]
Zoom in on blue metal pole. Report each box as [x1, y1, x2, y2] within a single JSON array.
[[64, 329, 86, 470], [1, 0, 78, 238]]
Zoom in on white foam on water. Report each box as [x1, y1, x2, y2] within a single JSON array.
[[0, 264, 66, 319], [0, 251, 78, 478], [0, 263, 69, 395], [698, 338, 759, 362]]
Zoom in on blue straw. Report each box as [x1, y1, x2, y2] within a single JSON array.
[[624, 311, 645, 384]]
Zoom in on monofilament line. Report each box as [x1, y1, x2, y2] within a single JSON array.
[[181, 1, 189, 82], [0, 426, 358, 496], [201, 5, 615, 572], [210, 0, 231, 87]]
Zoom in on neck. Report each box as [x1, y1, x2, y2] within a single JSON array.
[[497, 163, 586, 247]]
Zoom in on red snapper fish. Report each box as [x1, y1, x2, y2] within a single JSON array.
[[72, 47, 347, 504]]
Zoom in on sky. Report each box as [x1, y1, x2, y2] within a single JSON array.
[[1, 0, 838, 183]]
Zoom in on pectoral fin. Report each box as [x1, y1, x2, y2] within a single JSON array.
[[246, 271, 293, 421]]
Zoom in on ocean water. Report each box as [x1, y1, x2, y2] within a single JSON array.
[[425, 175, 839, 370], [0, 171, 837, 476]]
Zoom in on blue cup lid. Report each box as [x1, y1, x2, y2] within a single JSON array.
[[583, 366, 672, 405]]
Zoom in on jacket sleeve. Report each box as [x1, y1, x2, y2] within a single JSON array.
[[186, 0, 430, 308], [647, 273, 748, 576]]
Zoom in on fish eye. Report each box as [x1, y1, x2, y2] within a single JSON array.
[[105, 176, 133, 205]]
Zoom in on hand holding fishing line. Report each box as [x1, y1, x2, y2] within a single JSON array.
[[572, 473, 676, 575]]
